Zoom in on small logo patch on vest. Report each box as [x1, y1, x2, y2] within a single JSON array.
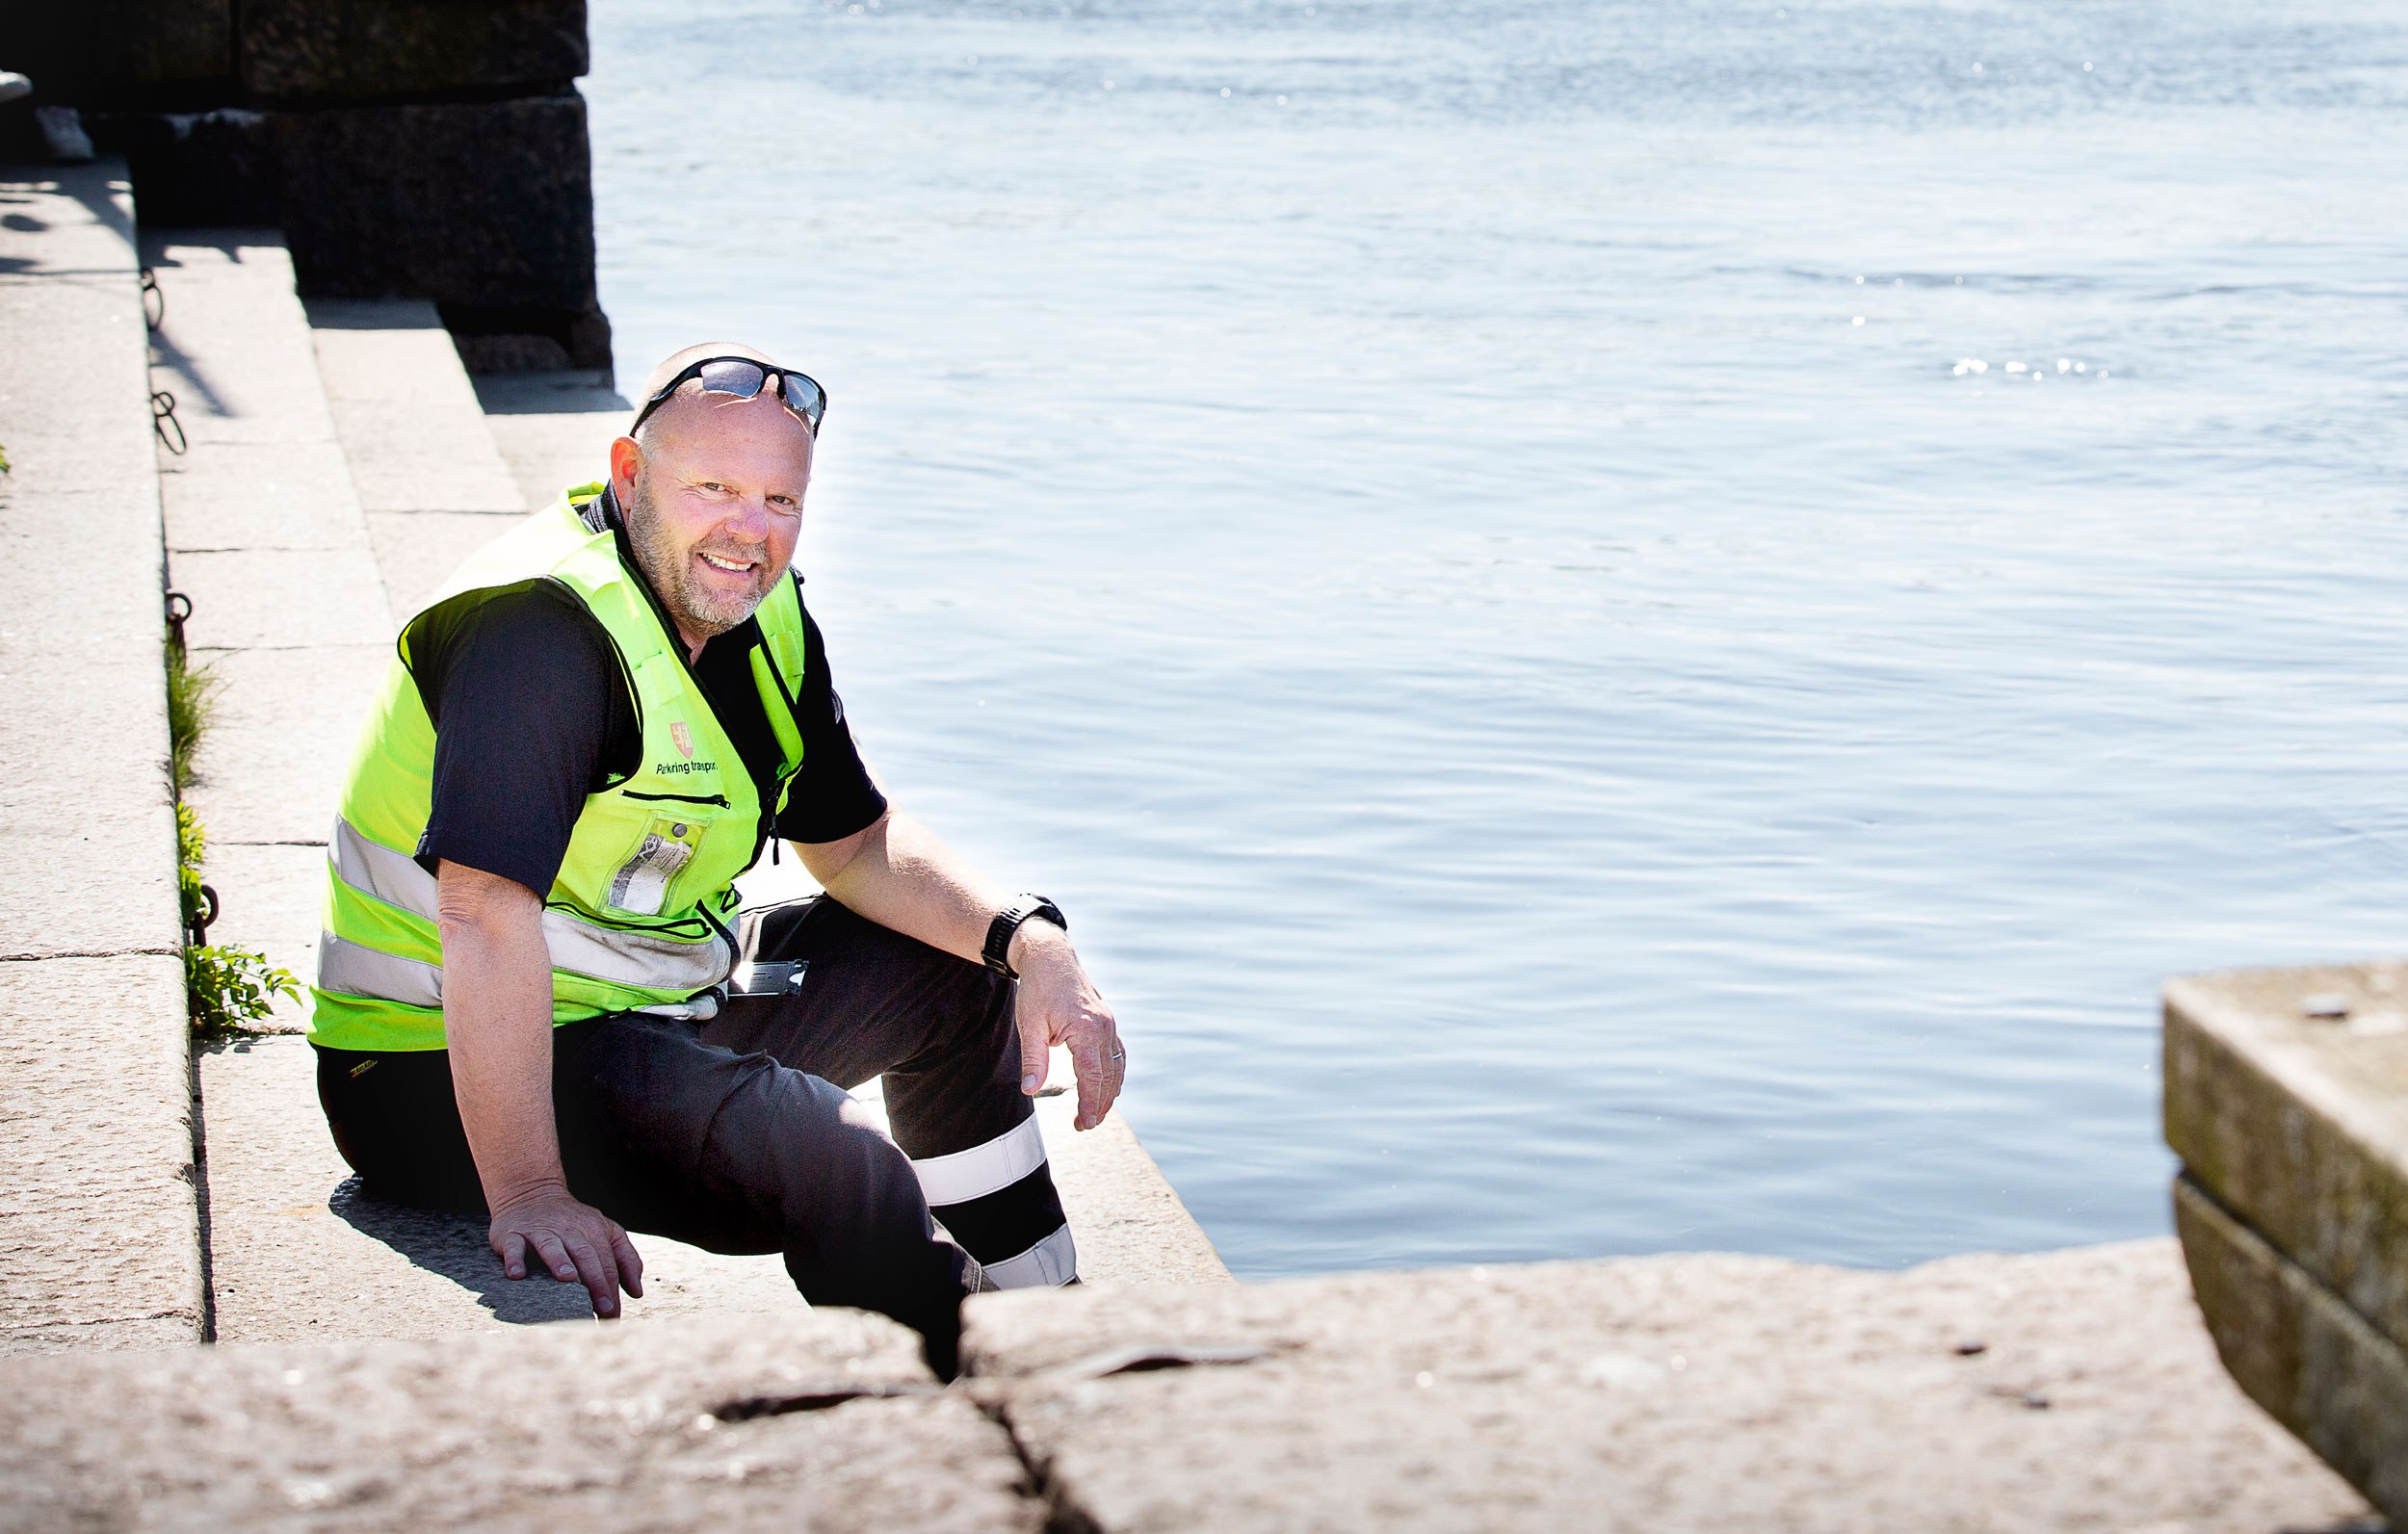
[[670, 721, 694, 759]]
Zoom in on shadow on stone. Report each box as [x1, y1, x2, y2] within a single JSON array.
[[327, 1175, 595, 1326]]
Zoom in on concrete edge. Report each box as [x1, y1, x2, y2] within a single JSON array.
[[2162, 971, 2408, 1348], [2174, 1174, 2408, 1526]]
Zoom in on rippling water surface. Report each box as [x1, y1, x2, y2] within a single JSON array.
[[586, 0, 2408, 1277]]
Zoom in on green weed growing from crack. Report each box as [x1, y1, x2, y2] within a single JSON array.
[[168, 629, 294, 1035]]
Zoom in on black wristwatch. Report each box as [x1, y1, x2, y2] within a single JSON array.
[[982, 893, 1066, 977]]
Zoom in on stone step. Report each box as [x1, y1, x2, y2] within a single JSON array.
[[197, 1030, 1220, 1343], [473, 369, 631, 511], [303, 298, 528, 620], [0, 1238, 2372, 1531], [0, 1305, 1037, 1532], [0, 159, 204, 1353], [199, 1035, 805, 1345], [2164, 959, 2408, 1526], [966, 1238, 2372, 1533], [144, 228, 391, 1037]]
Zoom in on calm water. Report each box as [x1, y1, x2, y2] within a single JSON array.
[[586, 0, 2408, 1279]]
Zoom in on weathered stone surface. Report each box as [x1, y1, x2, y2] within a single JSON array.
[[473, 371, 628, 509], [1, 0, 232, 101], [448, 308, 614, 377], [0, 1309, 1044, 1532], [180, 642, 389, 845], [274, 93, 600, 321], [172, 547, 396, 648], [0, 655, 181, 961], [201, 1035, 805, 1342], [160, 439, 377, 553], [192, 840, 324, 1028], [0, 485, 171, 664], [103, 107, 282, 226], [145, 232, 345, 448], [309, 299, 537, 514], [2177, 1175, 2408, 1528], [96, 111, 613, 371], [2164, 961, 2408, 1350], [365, 508, 525, 620], [966, 1241, 2371, 1533], [0, 955, 203, 1350], [239, 0, 589, 106], [0, 169, 154, 501], [0, 166, 199, 1356]]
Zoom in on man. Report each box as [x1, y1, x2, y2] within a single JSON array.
[[307, 343, 1125, 1374]]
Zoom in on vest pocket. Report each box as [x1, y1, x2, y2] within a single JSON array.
[[605, 810, 713, 916]]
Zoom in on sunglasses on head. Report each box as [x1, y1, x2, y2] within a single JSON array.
[[631, 355, 828, 438]]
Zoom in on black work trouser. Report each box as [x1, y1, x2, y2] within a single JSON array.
[[314, 896, 1074, 1367]]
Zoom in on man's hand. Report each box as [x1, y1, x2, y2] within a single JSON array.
[[489, 1182, 645, 1319], [1010, 922, 1125, 1131]]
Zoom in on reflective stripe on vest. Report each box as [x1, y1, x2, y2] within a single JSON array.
[[323, 816, 737, 1003]]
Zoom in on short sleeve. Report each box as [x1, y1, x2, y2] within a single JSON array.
[[406, 582, 632, 897]]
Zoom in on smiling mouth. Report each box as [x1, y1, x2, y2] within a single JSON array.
[[695, 551, 759, 576]]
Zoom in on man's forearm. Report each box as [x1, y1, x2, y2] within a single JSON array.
[[801, 812, 1011, 967], [435, 862, 570, 1209], [799, 810, 1121, 1121]]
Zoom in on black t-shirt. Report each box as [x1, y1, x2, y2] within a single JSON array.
[[406, 497, 886, 897]]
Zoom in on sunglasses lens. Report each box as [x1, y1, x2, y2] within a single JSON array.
[[779, 373, 826, 429], [694, 358, 772, 401]]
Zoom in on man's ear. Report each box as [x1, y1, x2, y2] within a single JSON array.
[[608, 434, 643, 496]]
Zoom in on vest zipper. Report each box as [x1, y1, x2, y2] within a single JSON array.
[[621, 789, 734, 809]]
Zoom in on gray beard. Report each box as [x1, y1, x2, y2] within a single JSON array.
[[624, 477, 769, 638]]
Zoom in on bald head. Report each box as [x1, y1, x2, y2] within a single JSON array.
[[609, 342, 818, 658], [635, 342, 778, 427]]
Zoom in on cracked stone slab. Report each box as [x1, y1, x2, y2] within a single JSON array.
[[160, 439, 377, 555], [2164, 961, 2408, 1351], [201, 1036, 807, 1344], [181, 642, 391, 846], [965, 1240, 2373, 1533], [0, 1308, 1042, 1532], [0, 955, 202, 1349], [170, 547, 396, 651]]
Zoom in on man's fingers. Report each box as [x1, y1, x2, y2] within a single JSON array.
[[1016, 1001, 1052, 1096], [1072, 1032, 1120, 1131], [498, 1230, 529, 1282], [612, 1227, 645, 1299], [563, 1234, 622, 1319], [531, 1231, 577, 1285]]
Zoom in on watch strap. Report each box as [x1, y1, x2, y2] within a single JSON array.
[[983, 893, 1066, 976]]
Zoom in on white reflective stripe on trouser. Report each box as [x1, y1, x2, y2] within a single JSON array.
[[327, 814, 735, 998], [318, 930, 445, 1007], [979, 1223, 1079, 1288], [908, 1113, 1049, 1207]]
